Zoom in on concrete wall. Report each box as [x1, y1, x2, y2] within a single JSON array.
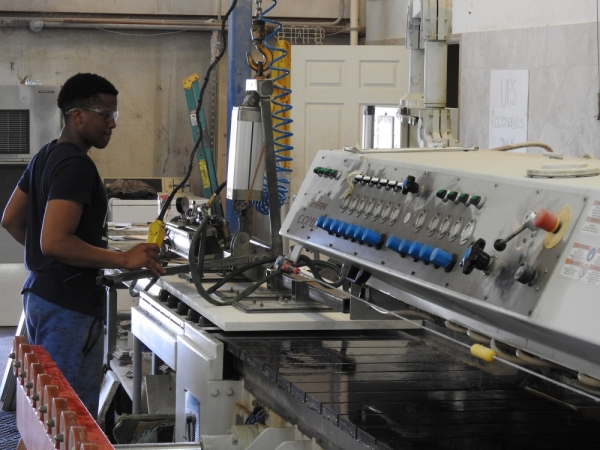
[[0, 0, 357, 182], [364, 1, 600, 158], [0, 0, 349, 19], [0, 27, 215, 179], [460, 22, 600, 157], [454, 0, 600, 33], [365, 0, 408, 44]]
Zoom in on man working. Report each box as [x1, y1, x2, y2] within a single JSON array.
[[1, 73, 165, 418]]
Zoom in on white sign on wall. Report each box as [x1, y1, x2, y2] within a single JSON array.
[[489, 70, 529, 151]]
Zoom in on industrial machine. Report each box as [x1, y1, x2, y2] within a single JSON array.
[[12, 1, 600, 449]]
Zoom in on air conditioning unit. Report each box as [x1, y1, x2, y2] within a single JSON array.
[[0, 85, 62, 161]]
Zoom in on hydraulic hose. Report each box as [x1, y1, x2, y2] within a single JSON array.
[[254, 0, 293, 215], [297, 255, 347, 288], [188, 206, 281, 305], [206, 255, 278, 294], [227, 269, 282, 303], [490, 141, 554, 153], [188, 206, 234, 306]]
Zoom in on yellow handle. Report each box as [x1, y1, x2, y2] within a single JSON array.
[[147, 219, 166, 246], [471, 344, 497, 363]]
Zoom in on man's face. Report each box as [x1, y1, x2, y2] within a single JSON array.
[[78, 93, 118, 149]]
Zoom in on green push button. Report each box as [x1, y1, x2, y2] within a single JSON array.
[[469, 195, 483, 207]]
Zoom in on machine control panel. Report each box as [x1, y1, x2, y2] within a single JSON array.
[[282, 150, 590, 319]]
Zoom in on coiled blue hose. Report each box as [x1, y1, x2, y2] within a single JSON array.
[[255, 0, 293, 215]]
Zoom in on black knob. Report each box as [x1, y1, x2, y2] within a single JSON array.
[[461, 239, 492, 275], [401, 176, 419, 195], [494, 239, 507, 252], [167, 294, 179, 308], [159, 289, 170, 303], [177, 302, 190, 316], [515, 263, 537, 285], [187, 309, 201, 323]]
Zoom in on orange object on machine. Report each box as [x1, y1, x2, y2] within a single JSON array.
[[12, 338, 114, 450], [534, 208, 561, 233]]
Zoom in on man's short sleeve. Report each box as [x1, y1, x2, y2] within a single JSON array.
[[47, 155, 98, 206], [17, 158, 34, 195]]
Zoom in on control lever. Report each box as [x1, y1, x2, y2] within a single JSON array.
[[494, 222, 531, 252], [494, 209, 562, 252]]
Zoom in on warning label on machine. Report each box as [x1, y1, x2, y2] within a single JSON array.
[[561, 242, 600, 285], [580, 200, 600, 237]]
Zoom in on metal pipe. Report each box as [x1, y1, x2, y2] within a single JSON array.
[[350, 0, 359, 45], [132, 335, 142, 415], [0, 16, 357, 34], [362, 106, 375, 150], [34, 21, 223, 32]]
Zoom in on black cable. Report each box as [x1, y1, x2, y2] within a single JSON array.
[[214, 180, 227, 196], [206, 256, 278, 294], [297, 255, 348, 288], [157, 0, 239, 221]]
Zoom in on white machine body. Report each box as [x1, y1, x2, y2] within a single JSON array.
[[281, 149, 600, 379]]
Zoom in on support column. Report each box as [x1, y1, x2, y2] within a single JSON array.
[[226, 0, 253, 233]]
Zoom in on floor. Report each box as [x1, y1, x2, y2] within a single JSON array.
[[0, 326, 20, 450], [0, 327, 17, 408]]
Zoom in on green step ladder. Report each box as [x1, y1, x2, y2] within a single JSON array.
[[182, 73, 223, 217]]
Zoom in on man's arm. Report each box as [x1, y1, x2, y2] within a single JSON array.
[[41, 199, 165, 276], [2, 186, 28, 245]]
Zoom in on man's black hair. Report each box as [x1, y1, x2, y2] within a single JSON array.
[[57, 73, 119, 115]]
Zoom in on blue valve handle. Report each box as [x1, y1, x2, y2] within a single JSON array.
[[327, 219, 342, 233], [419, 245, 434, 262], [408, 241, 423, 259], [362, 229, 382, 247], [336, 221, 349, 236], [353, 226, 368, 242], [386, 236, 403, 253], [344, 223, 358, 239], [431, 248, 456, 271], [316, 215, 327, 229], [398, 239, 413, 255]]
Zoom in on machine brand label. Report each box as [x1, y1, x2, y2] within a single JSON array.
[[297, 214, 318, 228], [307, 194, 329, 210]]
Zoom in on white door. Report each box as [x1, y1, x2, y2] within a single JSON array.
[[290, 45, 410, 197]]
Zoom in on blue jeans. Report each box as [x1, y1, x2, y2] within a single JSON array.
[[23, 291, 104, 418]]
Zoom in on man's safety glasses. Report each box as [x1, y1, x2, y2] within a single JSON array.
[[65, 108, 119, 122]]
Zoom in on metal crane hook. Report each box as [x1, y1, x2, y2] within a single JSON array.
[[246, 19, 273, 78]]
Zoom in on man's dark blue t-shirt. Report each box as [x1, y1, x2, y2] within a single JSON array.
[[18, 141, 108, 317]]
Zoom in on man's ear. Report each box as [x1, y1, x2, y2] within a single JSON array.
[[66, 109, 84, 125]]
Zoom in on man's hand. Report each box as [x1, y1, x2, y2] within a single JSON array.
[[122, 243, 166, 277]]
